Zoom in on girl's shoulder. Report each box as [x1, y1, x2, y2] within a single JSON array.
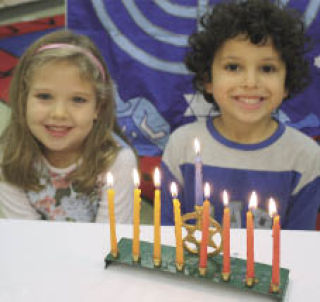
[[113, 133, 132, 149], [112, 133, 137, 166], [98, 144, 137, 186], [114, 146, 137, 166]]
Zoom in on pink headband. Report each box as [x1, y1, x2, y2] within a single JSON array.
[[36, 43, 106, 80]]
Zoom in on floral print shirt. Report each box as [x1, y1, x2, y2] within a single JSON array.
[[26, 159, 103, 222]]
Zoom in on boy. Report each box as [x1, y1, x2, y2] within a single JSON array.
[[161, 0, 320, 230]]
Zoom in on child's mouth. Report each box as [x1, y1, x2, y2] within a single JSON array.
[[45, 125, 72, 137], [234, 96, 265, 109]]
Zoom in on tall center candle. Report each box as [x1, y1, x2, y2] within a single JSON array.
[[171, 182, 184, 271], [199, 182, 211, 276], [106, 172, 118, 258], [132, 169, 141, 262], [269, 198, 280, 292], [246, 191, 258, 286], [222, 190, 231, 281], [194, 138, 203, 206], [153, 167, 161, 266]]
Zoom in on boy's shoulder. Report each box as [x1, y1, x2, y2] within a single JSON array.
[[283, 125, 320, 154], [169, 119, 208, 141]]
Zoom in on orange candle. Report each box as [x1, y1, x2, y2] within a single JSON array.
[[171, 182, 184, 271], [107, 172, 118, 258], [246, 191, 257, 285], [199, 182, 211, 275], [153, 167, 161, 266], [132, 169, 141, 262], [222, 190, 230, 280], [269, 198, 280, 289]]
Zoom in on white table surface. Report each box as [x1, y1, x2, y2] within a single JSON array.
[[0, 219, 319, 302]]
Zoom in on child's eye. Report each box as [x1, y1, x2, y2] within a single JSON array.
[[36, 93, 51, 100], [261, 65, 277, 73], [225, 64, 240, 72], [72, 96, 87, 103]]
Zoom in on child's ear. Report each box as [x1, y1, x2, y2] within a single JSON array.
[[94, 107, 99, 120], [94, 101, 101, 120], [204, 81, 213, 94]]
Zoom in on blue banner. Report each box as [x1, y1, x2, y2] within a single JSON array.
[[68, 0, 320, 156]]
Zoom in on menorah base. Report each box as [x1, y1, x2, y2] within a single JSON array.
[[105, 238, 289, 302]]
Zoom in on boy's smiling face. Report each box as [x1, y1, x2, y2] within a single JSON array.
[[205, 34, 288, 134]]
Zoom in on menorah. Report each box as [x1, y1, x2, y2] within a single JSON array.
[[105, 201, 289, 301]]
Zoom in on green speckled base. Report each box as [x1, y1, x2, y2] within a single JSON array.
[[105, 238, 289, 301]]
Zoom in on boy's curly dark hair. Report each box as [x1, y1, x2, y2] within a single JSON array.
[[185, 0, 311, 105]]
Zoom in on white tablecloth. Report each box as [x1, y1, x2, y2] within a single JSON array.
[[0, 219, 319, 302]]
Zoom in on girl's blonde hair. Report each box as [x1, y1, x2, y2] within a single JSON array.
[[1, 29, 126, 193]]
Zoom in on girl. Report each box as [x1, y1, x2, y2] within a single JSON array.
[[0, 30, 137, 223]]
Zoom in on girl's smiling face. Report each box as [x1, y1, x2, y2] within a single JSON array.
[[26, 60, 98, 167], [205, 35, 288, 135]]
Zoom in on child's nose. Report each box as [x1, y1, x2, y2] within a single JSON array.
[[50, 100, 68, 119], [243, 69, 259, 88]]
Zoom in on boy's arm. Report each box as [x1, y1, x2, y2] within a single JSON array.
[[160, 161, 176, 225], [283, 177, 320, 230]]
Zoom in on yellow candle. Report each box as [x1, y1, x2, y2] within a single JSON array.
[[171, 182, 184, 271], [132, 169, 141, 262], [153, 167, 161, 266], [107, 172, 117, 258]]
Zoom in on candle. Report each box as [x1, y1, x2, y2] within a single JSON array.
[[171, 182, 184, 271], [194, 138, 203, 206], [222, 190, 231, 281], [199, 182, 211, 276], [107, 172, 118, 258], [269, 198, 280, 292], [246, 191, 257, 286], [132, 169, 141, 262], [153, 167, 161, 266]]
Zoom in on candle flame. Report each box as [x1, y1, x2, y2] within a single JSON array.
[[170, 182, 178, 198], [194, 138, 200, 155], [154, 167, 161, 187], [223, 190, 229, 206], [133, 168, 140, 187], [106, 172, 114, 188], [249, 191, 258, 210], [268, 198, 277, 217], [204, 182, 211, 199]]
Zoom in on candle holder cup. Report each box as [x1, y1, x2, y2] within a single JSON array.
[[221, 271, 231, 281], [132, 254, 140, 263], [246, 276, 258, 288], [270, 282, 280, 293], [153, 259, 162, 267], [176, 263, 184, 272]]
